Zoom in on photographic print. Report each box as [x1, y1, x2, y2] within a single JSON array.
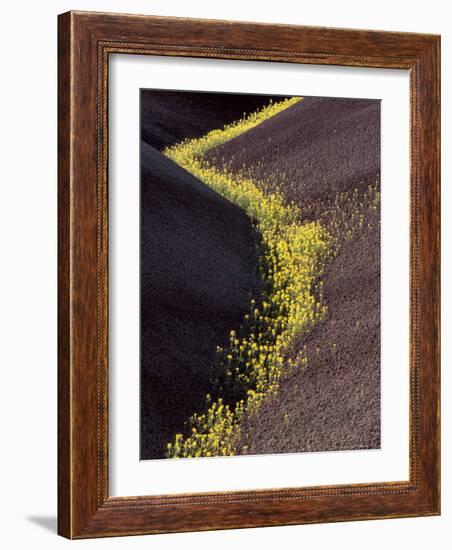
[[140, 90, 381, 460], [58, 13, 440, 537]]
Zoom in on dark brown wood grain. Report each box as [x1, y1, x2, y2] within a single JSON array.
[[58, 10, 440, 539], [57, 10, 71, 539]]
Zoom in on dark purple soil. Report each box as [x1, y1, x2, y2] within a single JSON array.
[[206, 97, 380, 220], [140, 142, 262, 458], [237, 217, 381, 454], [207, 97, 381, 453], [141, 90, 287, 151]]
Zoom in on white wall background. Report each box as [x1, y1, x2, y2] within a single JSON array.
[[0, 1, 449, 548]]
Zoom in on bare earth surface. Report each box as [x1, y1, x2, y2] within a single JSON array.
[[237, 217, 380, 454], [208, 97, 381, 453]]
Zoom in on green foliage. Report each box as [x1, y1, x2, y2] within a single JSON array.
[[163, 99, 332, 459]]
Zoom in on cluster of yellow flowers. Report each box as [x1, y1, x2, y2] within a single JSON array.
[[168, 398, 238, 458], [164, 99, 332, 459]]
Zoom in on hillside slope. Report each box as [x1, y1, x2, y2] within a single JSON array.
[[140, 142, 263, 458], [206, 96, 380, 218], [205, 96, 381, 453], [141, 90, 286, 151]]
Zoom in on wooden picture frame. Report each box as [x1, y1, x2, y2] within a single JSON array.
[[58, 10, 440, 539]]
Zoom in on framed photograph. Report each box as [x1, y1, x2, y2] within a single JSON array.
[[58, 11, 440, 538]]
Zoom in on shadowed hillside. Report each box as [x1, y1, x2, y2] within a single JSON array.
[[141, 90, 287, 151], [140, 142, 262, 458]]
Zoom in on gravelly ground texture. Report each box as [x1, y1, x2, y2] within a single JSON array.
[[207, 97, 381, 454], [206, 97, 380, 221], [140, 92, 381, 458], [140, 143, 263, 459], [237, 217, 381, 454]]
